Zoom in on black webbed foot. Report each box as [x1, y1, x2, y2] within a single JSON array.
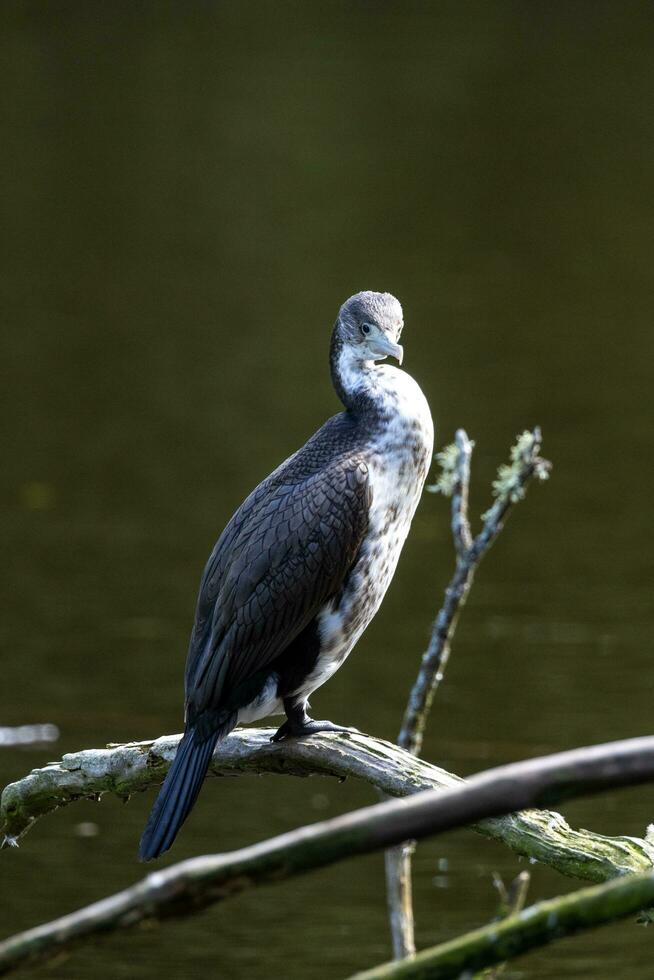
[[270, 718, 356, 743], [270, 697, 357, 742]]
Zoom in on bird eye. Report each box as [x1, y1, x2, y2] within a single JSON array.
[[360, 323, 372, 336]]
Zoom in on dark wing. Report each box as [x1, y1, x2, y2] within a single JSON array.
[[184, 454, 370, 726]]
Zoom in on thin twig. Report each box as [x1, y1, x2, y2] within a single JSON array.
[[1, 737, 653, 976], [385, 428, 551, 959], [451, 429, 474, 556], [383, 843, 417, 959], [348, 870, 654, 980], [400, 427, 550, 757], [476, 870, 530, 979]]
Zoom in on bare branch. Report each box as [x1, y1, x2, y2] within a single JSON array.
[[347, 870, 654, 980], [1, 729, 435, 845], [383, 844, 417, 959], [1, 737, 654, 976], [401, 427, 550, 758], [451, 428, 474, 556], [3, 730, 654, 884], [499, 869, 531, 920], [385, 429, 551, 959]]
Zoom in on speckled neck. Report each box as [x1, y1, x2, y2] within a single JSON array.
[[330, 323, 384, 420]]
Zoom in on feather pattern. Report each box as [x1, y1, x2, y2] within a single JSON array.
[[184, 414, 371, 728]]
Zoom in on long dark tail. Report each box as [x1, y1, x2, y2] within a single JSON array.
[[139, 723, 228, 862]]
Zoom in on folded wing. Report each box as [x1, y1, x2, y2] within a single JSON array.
[[184, 454, 370, 729]]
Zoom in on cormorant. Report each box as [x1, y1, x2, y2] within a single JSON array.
[[139, 291, 434, 860]]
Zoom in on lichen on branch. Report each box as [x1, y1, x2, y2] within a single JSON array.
[[3, 730, 654, 886]]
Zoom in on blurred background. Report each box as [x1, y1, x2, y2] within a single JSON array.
[[2, 2, 654, 977]]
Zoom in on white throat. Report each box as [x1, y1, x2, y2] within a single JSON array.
[[336, 344, 382, 401]]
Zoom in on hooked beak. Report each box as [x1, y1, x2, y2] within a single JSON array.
[[369, 336, 404, 366]]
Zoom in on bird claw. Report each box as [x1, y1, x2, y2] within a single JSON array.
[[270, 722, 292, 743], [270, 719, 356, 742]]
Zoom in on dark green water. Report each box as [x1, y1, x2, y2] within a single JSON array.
[[2, 3, 654, 977]]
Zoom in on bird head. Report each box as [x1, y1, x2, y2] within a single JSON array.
[[337, 291, 404, 366]]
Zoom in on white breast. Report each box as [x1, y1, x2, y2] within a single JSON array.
[[299, 366, 434, 699]]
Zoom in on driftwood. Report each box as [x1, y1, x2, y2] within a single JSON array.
[[4, 730, 654, 881], [3, 730, 654, 883], [1, 736, 654, 975]]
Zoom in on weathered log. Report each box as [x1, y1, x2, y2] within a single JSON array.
[[3, 729, 654, 884]]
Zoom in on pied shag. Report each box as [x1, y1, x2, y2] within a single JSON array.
[[139, 291, 434, 860]]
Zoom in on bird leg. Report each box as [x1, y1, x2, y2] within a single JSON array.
[[270, 699, 356, 742]]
